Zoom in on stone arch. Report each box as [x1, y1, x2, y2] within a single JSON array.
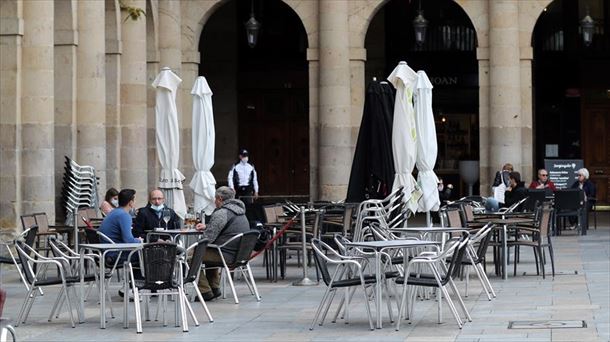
[[525, 0, 556, 47], [183, 0, 314, 53]]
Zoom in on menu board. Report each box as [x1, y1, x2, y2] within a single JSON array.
[[544, 159, 583, 190]]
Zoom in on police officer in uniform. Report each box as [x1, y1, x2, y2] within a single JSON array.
[[228, 149, 259, 203]]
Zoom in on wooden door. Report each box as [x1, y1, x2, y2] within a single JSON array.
[[238, 89, 309, 196], [581, 105, 610, 204]]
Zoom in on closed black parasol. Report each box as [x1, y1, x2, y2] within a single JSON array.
[[346, 80, 396, 202]]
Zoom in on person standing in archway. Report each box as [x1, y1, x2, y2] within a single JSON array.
[[228, 149, 259, 204]]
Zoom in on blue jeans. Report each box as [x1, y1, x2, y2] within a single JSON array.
[[484, 197, 501, 212]]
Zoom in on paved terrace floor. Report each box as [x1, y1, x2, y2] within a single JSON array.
[[1, 213, 608, 342]]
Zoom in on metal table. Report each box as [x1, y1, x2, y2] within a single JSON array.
[[146, 229, 202, 244], [482, 217, 535, 279], [79, 243, 143, 329], [345, 240, 438, 329]]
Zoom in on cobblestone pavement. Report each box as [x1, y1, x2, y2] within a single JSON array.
[[1, 213, 608, 341]]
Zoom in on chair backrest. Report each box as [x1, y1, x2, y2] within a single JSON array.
[[22, 225, 39, 249], [444, 234, 470, 281], [470, 224, 494, 261], [84, 228, 101, 243], [263, 204, 279, 224], [311, 238, 333, 286], [185, 239, 209, 283], [230, 230, 260, 266], [15, 239, 38, 285], [461, 204, 475, 222], [524, 189, 547, 212], [20, 214, 37, 232], [32, 212, 50, 234], [538, 207, 553, 239], [554, 189, 584, 212], [445, 207, 464, 228], [141, 242, 178, 290]]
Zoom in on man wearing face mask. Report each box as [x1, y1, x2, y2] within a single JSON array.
[[133, 189, 181, 240], [227, 149, 259, 203]]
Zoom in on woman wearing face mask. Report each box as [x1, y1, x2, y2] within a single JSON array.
[[100, 187, 119, 216]]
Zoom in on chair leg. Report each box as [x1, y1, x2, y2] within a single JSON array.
[[310, 286, 332, 330], [533, 247, 540, 276], [49, 287, 65, 321], [360, 284, 375, 331], [538, 246, 545, 279], [440, 285, 463, 329], [178, 287, 189, 332], [62, 285, 76, 328], [319, 289, 338, 326], [224, 268, 240, 304], [192, 282, 214, 322], [15, 287, 36, 327], [133, 288, 143, 334], [246, 264, 261, 301], [448, 278, 471, 322], [547, 243, 556, 278]]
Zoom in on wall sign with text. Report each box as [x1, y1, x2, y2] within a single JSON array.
[[544, 159, 583, 190]]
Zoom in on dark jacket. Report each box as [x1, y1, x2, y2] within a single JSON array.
[[571, 180, 596, 202], [504, 182, 527, 209], [133, 204, 181, 239], [203, 199, 250, 259]]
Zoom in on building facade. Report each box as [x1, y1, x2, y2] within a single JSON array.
[[1, 0, 608, 234]]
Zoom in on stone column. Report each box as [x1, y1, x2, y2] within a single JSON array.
[[76, 0, 107, 198], [21, 0, 55, 218], [54, 0, 77, 221], [0, 0, 23, 233], [477, 47, 491, 194], [180, 51, 199, 205], [489, 0, 522, 175], [318, 0, 352, 201], [120, 0, 148, 206], [520, 47, 534, 181], [307, 48, 319, 199], [106, 0, 122, 190], [349, 47, 367, 152]]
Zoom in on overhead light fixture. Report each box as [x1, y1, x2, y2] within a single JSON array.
[[580, 8, 595, 47], [244, 0, 261, 48], [412, 0, 428, 46]]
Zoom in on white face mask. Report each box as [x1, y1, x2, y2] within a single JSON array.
[[110, 198, 119, 207], [151, 204, 164, 211], [241, 157, 249, 163]]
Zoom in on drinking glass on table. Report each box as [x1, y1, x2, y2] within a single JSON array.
[[162, 208, 171, 229]]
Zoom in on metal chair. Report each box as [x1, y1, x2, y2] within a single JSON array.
[[395, 234, 472, 330], [124, 242, 191, 333], [184, 239, 213, 324], [0, 226, 39, 293], [310, 238, 375, 331], [554, 189, 584, 235], [509, 205, 555, 278], [460, 223, 496, 300], [203, 231, 261, 304], [14, 240, 81, 328]]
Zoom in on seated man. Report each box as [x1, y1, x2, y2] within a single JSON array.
[[195, 186, 250, 301], [528, 168, 556, 195], [133, 189, 181, 240]]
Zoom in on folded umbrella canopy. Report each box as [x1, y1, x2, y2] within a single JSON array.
[[346, 80, 396, 202], [414, 70, 440, 214], [152, 67, 186, 219], [189, 76, 217, 216], [388, 61, 422, 214]]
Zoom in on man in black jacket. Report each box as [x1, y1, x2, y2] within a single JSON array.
[[195, 186, 250, 301], [133, 189, 181, 240]]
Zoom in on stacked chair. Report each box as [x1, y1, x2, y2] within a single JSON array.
[[62, 156, 100, 227]]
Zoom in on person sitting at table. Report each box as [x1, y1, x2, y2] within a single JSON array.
[[195, 186, 250, 301], [100, 187, 119, 216], [503, 171, 528, 210], [484, 163, 513, 212], [133, 189, 181, 240], [569, 168, 596, 230], [99, 189, 144, 298], [528, 168, 556, 195]]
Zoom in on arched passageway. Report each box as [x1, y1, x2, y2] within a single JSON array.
[[199, 0, 309, 197], [365, 0, 479, 197], [533, 0, 610, 203]]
